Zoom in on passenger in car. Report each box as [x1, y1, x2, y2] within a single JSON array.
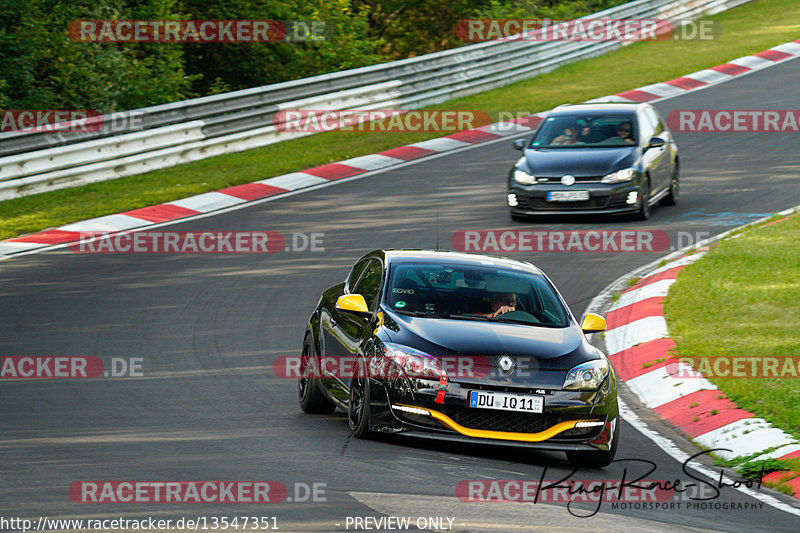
[[552, 123, 581, 145]]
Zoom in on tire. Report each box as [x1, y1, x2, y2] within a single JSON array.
[[347, 358, 373, 438], [635, 177, 651, 220], [566, 412, 620, 468], [660, 164, 680, 206], [299, 335, 335, 414]]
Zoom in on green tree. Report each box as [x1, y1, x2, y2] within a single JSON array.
[[177, 0, 387, 95], [0, 0, 196, 113]]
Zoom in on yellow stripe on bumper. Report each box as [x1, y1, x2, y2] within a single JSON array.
[[396, 403, 597, 443]]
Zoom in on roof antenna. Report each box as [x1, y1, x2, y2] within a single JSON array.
[[435, 214, 440, 251]]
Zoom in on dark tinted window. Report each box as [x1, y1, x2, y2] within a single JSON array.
[[531, 113, 638, 147], [644, 108, 664, 136], [346, 259, 370, 292], [386, 263, 569, 327], [352, 259, 383, 310]]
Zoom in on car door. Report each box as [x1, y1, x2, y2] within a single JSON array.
[[641, 107, 670, 194], [652, 107, 678, 178], [321, 258, 383, 402], [319, 258, 368, 397]]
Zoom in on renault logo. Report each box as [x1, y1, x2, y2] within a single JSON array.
[[561, 175, 576, 186], [498, 356, 515, 375]]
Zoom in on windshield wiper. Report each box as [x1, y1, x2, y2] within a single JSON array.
[[493, 316, 537, 325], [448, 313, 492, 321], [394, 310, 449, 319]]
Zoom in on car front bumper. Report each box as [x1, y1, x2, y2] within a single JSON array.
[[508, 182, 640, 216], [367, 374, 619, 452]]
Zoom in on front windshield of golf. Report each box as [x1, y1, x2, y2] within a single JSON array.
[[531, 114, 638, 148]]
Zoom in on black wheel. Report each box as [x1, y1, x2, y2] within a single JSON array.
[[347, 358, 373, 438], [660, 164, 680, 206], [635, 177, 651, 220], [566, 412, 620, 468], [299, 336, 335, 414]]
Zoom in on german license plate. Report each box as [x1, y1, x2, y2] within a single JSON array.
[[547, 190, 589, 202], [469, 390, 543, 413]]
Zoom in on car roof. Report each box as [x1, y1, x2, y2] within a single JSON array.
[[548, 102, 645, 115], [380, 249, 544, 275]]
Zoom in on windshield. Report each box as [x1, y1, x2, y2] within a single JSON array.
[[385, 262, 569, 327], [531, 113, 638, 148]]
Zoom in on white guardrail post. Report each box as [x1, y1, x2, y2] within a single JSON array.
[[0, 0, 753, 200]]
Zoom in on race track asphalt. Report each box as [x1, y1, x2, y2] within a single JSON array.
[[2, 55, 800, 532]]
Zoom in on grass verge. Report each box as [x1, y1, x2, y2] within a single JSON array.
[[664, 213, 800, 445], [3, 0, 800, 240]]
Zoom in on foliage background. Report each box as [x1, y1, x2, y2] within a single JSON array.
[[0, 0, 628, 112]]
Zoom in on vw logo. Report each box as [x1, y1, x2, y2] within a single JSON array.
[[498, 356, 515, 375], [561, 175, 576, 186]]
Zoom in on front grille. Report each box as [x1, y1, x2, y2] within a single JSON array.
[[536, 176, 604, 183], [444, 405, 603, 435], [518, 196, 609, 211]]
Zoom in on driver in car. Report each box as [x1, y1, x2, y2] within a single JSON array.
[[484, 292, 517, 318]]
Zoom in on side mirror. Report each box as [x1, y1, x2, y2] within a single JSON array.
[[645, 137, 665, 151], [336, 294, 371, 317], [581, 313, 607, 333], [512, 139, 526, 151]]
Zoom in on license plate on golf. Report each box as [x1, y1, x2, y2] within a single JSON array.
[[469, 391, 543, 413], [547, 190, 589, 202]]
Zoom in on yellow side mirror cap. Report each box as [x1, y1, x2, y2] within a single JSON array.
[[581, 313, 606, 333], [336, 294, 370, 315]]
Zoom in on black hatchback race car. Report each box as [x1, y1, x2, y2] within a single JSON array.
[[507, 102, 679, 220], [299, 250, 619, 467]]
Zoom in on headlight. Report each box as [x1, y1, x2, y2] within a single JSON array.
[[378, 343, 447, 381], [513, 169, 537, 185], [563, 359, 609, 390], [600, 167, 635, 184]]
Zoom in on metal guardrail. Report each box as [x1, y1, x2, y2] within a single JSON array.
[[0, 0, 753, 200]]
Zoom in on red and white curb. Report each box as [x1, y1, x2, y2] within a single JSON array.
[[588, 40, 800, 104], [3, 38, 800, 258], [600, 212, 800, 498]]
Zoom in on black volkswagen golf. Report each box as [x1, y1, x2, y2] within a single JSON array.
[[507, 102, 679, 220], [299, 250, 619, 467]]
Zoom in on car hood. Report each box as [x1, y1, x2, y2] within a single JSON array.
[[522, 147, 637, 177], [381, 310, 595, 372]]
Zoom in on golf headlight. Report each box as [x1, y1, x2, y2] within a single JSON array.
[[563, 359, 609, 390], [513, 169, 537, 185], [600, 168, 635, 184]]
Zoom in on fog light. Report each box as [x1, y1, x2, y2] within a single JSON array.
[[507, 193, 518, 207], [392, 405, 430, 416], [575, 421, 606, 428], [626, 191, 638, 205]]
